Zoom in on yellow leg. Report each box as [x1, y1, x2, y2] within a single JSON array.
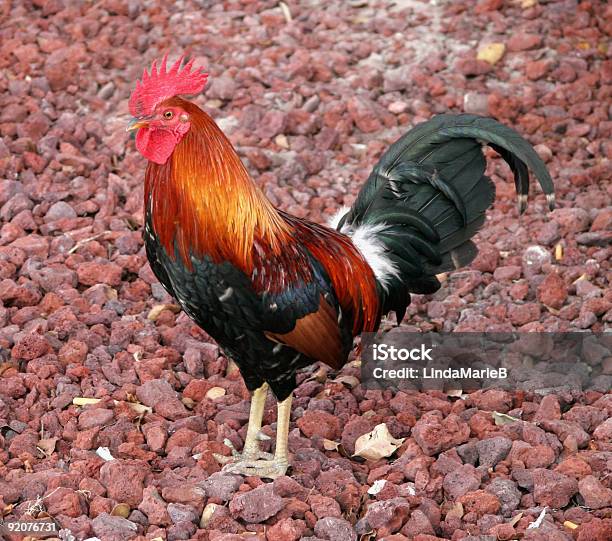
[[220, 391, 293, 479], [273, 393, 292, 469], [214, 382, 271, 463], [242, 382, 269, 458]]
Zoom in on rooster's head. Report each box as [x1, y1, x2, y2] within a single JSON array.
[[127, 55, 208, 165]]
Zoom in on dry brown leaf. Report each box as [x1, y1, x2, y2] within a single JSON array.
[[446, 501, 464, 519], [563, 520, 578, 530], [545, 305, 560, 315], [0, 362, 15, 377], [555, 243, 563, 261], [2, 503, 15, 516], [122, 401, 152, 415], [73, 397, 102, 406], [508, 511, 523, 527], [572, 273, 588, 285], [147, 303, 180, 321], [333, 375, 360, 388], [226, 360, 240, 376], [322, 439, 340, 452], [36, 437, 58, 457], [205, 387, 226, 400], [310, 366, 329, 383], [492, 411, 521, 426], [353, 423, 404, 460]]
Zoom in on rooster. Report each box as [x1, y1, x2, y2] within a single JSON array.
[[127, 55, 554, 479]]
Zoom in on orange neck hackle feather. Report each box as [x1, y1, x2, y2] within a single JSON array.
[[144, 97, 291, 272]]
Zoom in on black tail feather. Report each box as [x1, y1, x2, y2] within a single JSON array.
[[335, 114, 555, 323]]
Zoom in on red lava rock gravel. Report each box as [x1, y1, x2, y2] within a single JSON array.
[[0, 0, 610, 540]]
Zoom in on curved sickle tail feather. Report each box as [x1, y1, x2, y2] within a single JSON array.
[[332, 114, 555, 324]]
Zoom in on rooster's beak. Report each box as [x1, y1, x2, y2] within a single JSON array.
[[126, 118, 149, 132]]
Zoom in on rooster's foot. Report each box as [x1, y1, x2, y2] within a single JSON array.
[[220, 457, 289, 479], [213, 448, 273, 465]]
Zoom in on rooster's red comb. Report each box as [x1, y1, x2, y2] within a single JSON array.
[[128, 54, 208, 117]]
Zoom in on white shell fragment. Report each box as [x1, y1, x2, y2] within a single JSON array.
[[96, 446, 114, 461]]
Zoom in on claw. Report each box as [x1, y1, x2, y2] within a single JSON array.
[[212, 452, 234, 465], [213, 449, 274, 466], [222, 458, 289, 480]]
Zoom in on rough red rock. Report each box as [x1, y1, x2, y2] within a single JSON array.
[[308, 494, 342, 519], [485, 478, 521, 515], [507, 33, 543, 51], [137, 486, 171, 526], [76, 261, 123, 286], [458, 490, 501, 516], [578, 475, 612, 509], [341, 415, 374, 455], [99, 460, 147, 507], [576, 518, 612, 541], [78, 408, 114, 430], [136, 379, 189, 420], [532, 468, 578, 508], [593, 418, 612, 443], [443, 464, 481, 500], [229, 483, 284, 523], [266, 517, 306, 541], [412, 413, 470, 456], [537, 272, 568, 309], [470, 390, 513, 412], [555, 456, 593, 479], [401, 509, 435, 538], [296, 410, 342, 440], [363, 497, 411, 534], [11, 333, 50, 360], [314, 516, 357, 541], [91, 513, 138, 541], [44, 487, 87, 518], [476, 436, 512, 468], [58, 339, 88, 365]]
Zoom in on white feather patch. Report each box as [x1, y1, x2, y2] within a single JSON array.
[[349, 223, 400, 289], [327, 206, 351, 230]]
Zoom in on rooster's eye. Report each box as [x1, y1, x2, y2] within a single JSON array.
[[163, 110, 173, 119]]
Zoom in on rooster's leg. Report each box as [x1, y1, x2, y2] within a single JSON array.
[[220, 393, 292, 479], [241, 381, 270, 458], [215, 382, 272, 464]]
